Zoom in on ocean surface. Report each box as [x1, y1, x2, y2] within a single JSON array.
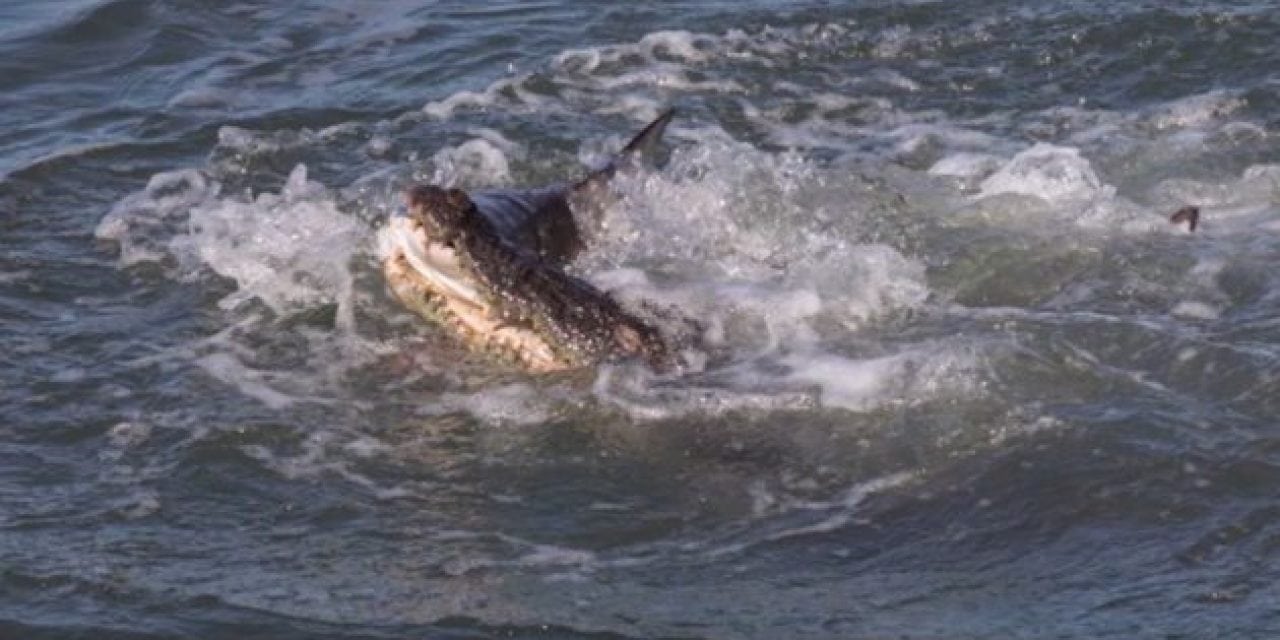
[[4, 1, 1280, 638]]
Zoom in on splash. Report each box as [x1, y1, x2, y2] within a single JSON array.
[[172, 165, 366, 325], [95, 19, 1280, 427], [98, 156, 400, 406]]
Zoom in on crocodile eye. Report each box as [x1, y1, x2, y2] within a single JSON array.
[[446, 188, 472, 210], [613, 324, 645, 354]]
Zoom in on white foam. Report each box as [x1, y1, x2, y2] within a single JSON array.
[[0, 269, 31, 284], [101, 157, 414, 408], [765, 471, 916, 538], [217, 125, 272, 153], [1155, 164, 1280, 211], [343, 437, 392, 458], [591, 335, 983, 421], [49, 368, 86, 383], [96, 169, 221, 267], [808, 244, 930, 328], [116, 491, 161, 520], [871, 68, 923, 92], [107, 421, 153, 449], [518, 544, 597, 568], [778, 345, 982, 412], [591, 364, 818, 422], [419, 22, 919, 129], [1171, 301, 1221, 321], [699, 470, 917, 561], [427, 137, 517, 187], [579, 130, 931, 336], [364, 135, 393, 158], [635, 30, 715, 63], [420, 384, 561, 427], [421, 73, 555, 120], [195, 352, 300, 409], [169, 87, 235, 109], [929, 152, 1003, 180], [979, 143, 1106, 203], [779, 353, 894, 411], [553, 30, 718, 73], [872, 25, 915, 59], [1147, 91, 1247, 131], [169, 165, 365, 328]]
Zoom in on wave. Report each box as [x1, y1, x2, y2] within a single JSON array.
[[93, 18, 1280, 437]]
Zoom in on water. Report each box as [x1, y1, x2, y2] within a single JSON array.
[[4, 1, 1280, 637]]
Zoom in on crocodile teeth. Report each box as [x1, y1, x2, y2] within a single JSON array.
[[382, 253, 571, 373], [387, 215, 487, 310]]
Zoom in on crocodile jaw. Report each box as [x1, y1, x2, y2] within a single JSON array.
[[386, 215, 488, 309], [383, 216, 575, 373]]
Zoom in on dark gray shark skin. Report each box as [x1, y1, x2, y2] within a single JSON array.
[[1169, 205, 1200, 232], [467, 185, 584, 265], [385, 109, 680, 372], [466, 108, 676, 264]]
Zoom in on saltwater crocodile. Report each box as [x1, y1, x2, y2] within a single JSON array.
[[383, 110, 680, 373]]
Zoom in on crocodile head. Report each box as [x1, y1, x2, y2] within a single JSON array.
[[383, 184, 676, 373]]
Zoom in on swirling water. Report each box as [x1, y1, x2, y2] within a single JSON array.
[[4, 1, 1280, 638]]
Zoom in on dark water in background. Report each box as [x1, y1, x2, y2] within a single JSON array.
[[5, 1, 1280, 638]]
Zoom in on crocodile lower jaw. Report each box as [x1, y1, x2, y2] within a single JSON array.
[[383, 220, 576, 373]]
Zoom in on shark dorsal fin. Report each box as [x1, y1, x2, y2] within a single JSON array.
[[620, 107, 675, 160], [576, 108, 676, 191]]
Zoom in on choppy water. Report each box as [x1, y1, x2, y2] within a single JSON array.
[[4, 1, 1280, 638]]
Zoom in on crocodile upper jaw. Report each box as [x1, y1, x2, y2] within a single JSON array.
[[383, 214, 577, 372]]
